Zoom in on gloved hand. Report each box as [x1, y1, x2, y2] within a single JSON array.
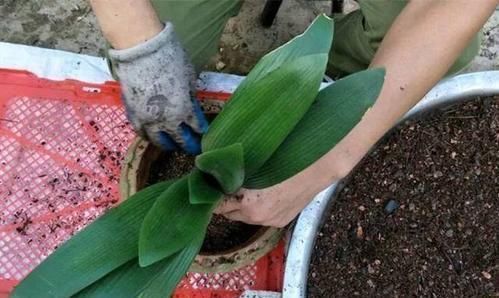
[[108, 22, 208, 154]]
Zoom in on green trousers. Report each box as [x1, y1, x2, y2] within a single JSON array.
[[151, 0, 480, 76]]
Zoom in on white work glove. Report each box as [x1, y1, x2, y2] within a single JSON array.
[[109, 23, 208, 154]]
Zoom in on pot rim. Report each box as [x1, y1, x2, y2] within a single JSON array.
[[120, 138, 284, 273], [282, 71, 499, 298]]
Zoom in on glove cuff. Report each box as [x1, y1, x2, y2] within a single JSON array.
[[108, 22, 175, 62]]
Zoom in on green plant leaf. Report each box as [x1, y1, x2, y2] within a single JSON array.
[[195, 143, 245, 194], [11, 181, 173, 298], [139, 177, 215, 267], [202, 56, 327, 175], [188, 169, 224, 204], [202, 15, 334, 175], [75, 234, 203, 298], [237, 14, 334, 85], [244, 69, 385, 188]]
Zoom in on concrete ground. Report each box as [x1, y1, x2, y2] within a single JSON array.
[[0, 0, 497, 75]]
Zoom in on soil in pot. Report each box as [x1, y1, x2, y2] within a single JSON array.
[[308, 97, 498, 297], [147, 151, 261, 254]]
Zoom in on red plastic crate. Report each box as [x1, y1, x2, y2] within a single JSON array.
[[0, 69, 283, 297]]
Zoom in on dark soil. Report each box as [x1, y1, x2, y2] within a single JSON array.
[[147, 151, 196, 184], [309, 97, 499, 297], [147, 151, 260, 254], [202, 214, 261, 254]]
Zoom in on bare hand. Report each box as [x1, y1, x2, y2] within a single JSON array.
[[214, 170, 339, 228]]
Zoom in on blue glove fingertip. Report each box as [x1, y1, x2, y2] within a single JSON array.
[[180, 124, 201, 155], [192, 99, 209, 134], [158, 132, 179, 152]]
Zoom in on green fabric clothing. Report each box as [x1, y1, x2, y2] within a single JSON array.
[[150, 0, 480, 76], [150, 0, 242, 70], [329, 0, 480, 76]]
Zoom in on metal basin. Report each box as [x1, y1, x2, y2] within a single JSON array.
[[282, 71, 499, 298]]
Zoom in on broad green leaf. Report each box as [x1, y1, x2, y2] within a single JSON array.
[[202, 55, 328, 175], [202, 15, 334, 175], [245, 69, 385, 188], [12, 181, 173, 298], [188, 169, 224, 204], [195, 143, 245, 194], [237, 14, 334, 87], [140, 233, 203, 298], [139, 177, 214, 267], [75, 234, 203, 298]]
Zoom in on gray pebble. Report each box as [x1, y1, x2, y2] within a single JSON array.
[[384, 200, 400, 214]]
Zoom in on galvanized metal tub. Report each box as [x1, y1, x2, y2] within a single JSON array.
[[283, 71, 499, 297]]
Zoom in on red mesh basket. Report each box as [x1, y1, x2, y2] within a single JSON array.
[[0, 69, 284, 297]]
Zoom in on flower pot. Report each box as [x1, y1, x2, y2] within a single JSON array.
[[120, 138, 284, 274], [283, 71, 499, 297]]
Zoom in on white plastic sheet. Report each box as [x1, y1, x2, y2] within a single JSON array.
[[0, 42, 113, 83]]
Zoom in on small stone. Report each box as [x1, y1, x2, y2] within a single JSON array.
[[216, 61, 226, 71], [481, 271, 492, 279], [367, 279, 375, 288], [410, 223, 418, 228], [409, 203, 415, 211], [433, 171, 443, 178], [445, 229, 454, 237], [374, 259, 381, 265], [451, 152, 457, 158], [356, 226, 364, 239], [384, 200, 400, 214], [311, 272, 317, 278], [368, 264, 375, 274], [374, 198, 381, 204], [358, 205, 366, 211]]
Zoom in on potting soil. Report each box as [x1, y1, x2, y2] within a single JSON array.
[[308, 97, 498, 297], [147, 151, 261, 253]]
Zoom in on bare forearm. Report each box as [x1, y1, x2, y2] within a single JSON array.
[[299, 0, 496, 190], [360, 0, 495, 149], [89, 0, 163, 49]]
